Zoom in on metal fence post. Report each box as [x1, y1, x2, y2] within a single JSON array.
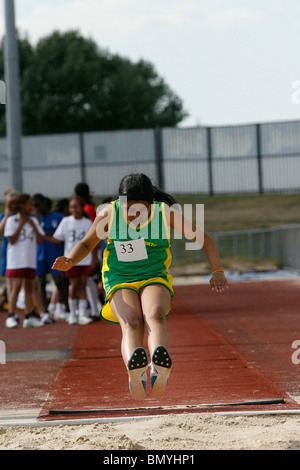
[[256, 124, 263, 194], [154, 127, 164, 190], [78, 133, 86, 183], [207, 127, 214, 196], [4, 0, 23, 192]]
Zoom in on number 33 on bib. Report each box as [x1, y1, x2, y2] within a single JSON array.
[[114, 238, 148, 262]]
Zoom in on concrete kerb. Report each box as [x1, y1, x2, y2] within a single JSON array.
[[1, 408, 300, 428]]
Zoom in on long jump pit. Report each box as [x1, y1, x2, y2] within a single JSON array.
[[1, 276, 300, 450]]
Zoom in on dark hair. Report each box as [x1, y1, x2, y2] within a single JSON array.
[[32, 193, 52, 214], [32, 193, 45, 206], [74, 182, 93, 204], [55, 198, 70, 215], [12, 193, 31, 213], [118, 174, 177, 206], [18, 193, 31, 204]]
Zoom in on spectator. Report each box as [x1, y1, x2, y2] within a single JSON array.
[[51, 197, 96, 325], [0, 188, 19, 311], [4, 194, 45, 328], [74, 182, 101, 320], [51, 197, 70, 318], [32, 193, 66, 323], [55, 198, 70, 217], [74, 182, 96, 221]]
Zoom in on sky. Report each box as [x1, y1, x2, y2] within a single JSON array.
[[1, 0, 300, 128]]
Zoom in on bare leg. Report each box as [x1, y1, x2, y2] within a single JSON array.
[[78, 275, 88, 301], [36, 275, 48, 311], [110, 289, 145, 366], [67, 278, 79, 323], [5, 277, 13, 308], [140, 284, 171, 357], [76, 275, 93, 324], [53, 273, 69, 310], [140, 284, 172, 396], [32, 278, 46, 314], [110, 289, 148, 400], [8, 277, 23, 313], [69, 277, 80, 299], [23, 278, 34, 315]]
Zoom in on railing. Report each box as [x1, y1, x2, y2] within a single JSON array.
[[171, 225, 300, 271]]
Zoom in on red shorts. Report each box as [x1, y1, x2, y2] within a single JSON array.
[[64, 265, 92, 278], [6, 268, 36, 280]]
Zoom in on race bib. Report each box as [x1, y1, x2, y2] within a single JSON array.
[[114, 238, 148, 262]]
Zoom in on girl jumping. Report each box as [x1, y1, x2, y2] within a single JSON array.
[[52, 174, 228, 400]]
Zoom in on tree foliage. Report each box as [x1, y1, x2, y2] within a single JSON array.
[[0, 30, 188, 136]]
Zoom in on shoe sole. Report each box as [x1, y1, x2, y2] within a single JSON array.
[[54, 314, 67, 320], [151, 346, 172, 396], [127, 347, 148, 401], [78, 318, 93, 325], [23, 324, 43, 328], [6, 323, 18, 328]]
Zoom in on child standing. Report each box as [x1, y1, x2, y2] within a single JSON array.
[[74, 182, 97, 221], [74, 182, 101, 320], [4, 194, 45, 328], [32, 194, 66, 322], [52, 174, 229, 400], [0, 189, 19, 312], [51, 197, 96, 325]]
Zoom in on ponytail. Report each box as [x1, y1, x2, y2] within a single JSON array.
[[118, 173, 177, 206], [152, 185, 177, 206]]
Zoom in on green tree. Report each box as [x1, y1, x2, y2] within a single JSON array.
[[0, 30, 188, 136]]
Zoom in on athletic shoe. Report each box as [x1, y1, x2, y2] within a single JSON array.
[[41, 312, 55, 324], [23, 313, 44, 328], [150, 345, 172, 396], [67, 312, 78, 325], [78, 314, 93, 325], [90, 314, 101, 322], [47, 303, 56, 315], [5, 313, 19, 328], [127, 347, 148, 401], [54, 303, 67, 320]]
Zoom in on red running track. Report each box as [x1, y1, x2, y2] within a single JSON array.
[[1, 279, 300, 421]]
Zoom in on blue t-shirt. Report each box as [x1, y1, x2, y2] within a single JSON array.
[[0, 213, 11, 276], [37, 212, 64, 263]]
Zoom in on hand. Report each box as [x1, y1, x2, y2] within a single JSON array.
[[210, 272, 229, 293], [19, 215, 29, 225], [25, 217, 35, 227], [52, 256, 73, 271]]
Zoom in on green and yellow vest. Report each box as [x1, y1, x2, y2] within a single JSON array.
[[102, 199, 173, 295]]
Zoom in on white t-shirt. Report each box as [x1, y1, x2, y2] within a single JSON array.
[[4, 214, 45, 270], [53, 215, 92, 266]]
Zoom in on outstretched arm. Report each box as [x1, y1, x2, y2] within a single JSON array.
[[202, 232, 229, 292], [52, 205, 111, 271], [166, 205, 229, 293]]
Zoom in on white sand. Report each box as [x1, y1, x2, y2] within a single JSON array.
[[1, 412, 300, 450], [1, 271, 299, 451]]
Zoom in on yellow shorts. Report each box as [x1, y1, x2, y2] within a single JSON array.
[[100, 277, 174, 324]]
